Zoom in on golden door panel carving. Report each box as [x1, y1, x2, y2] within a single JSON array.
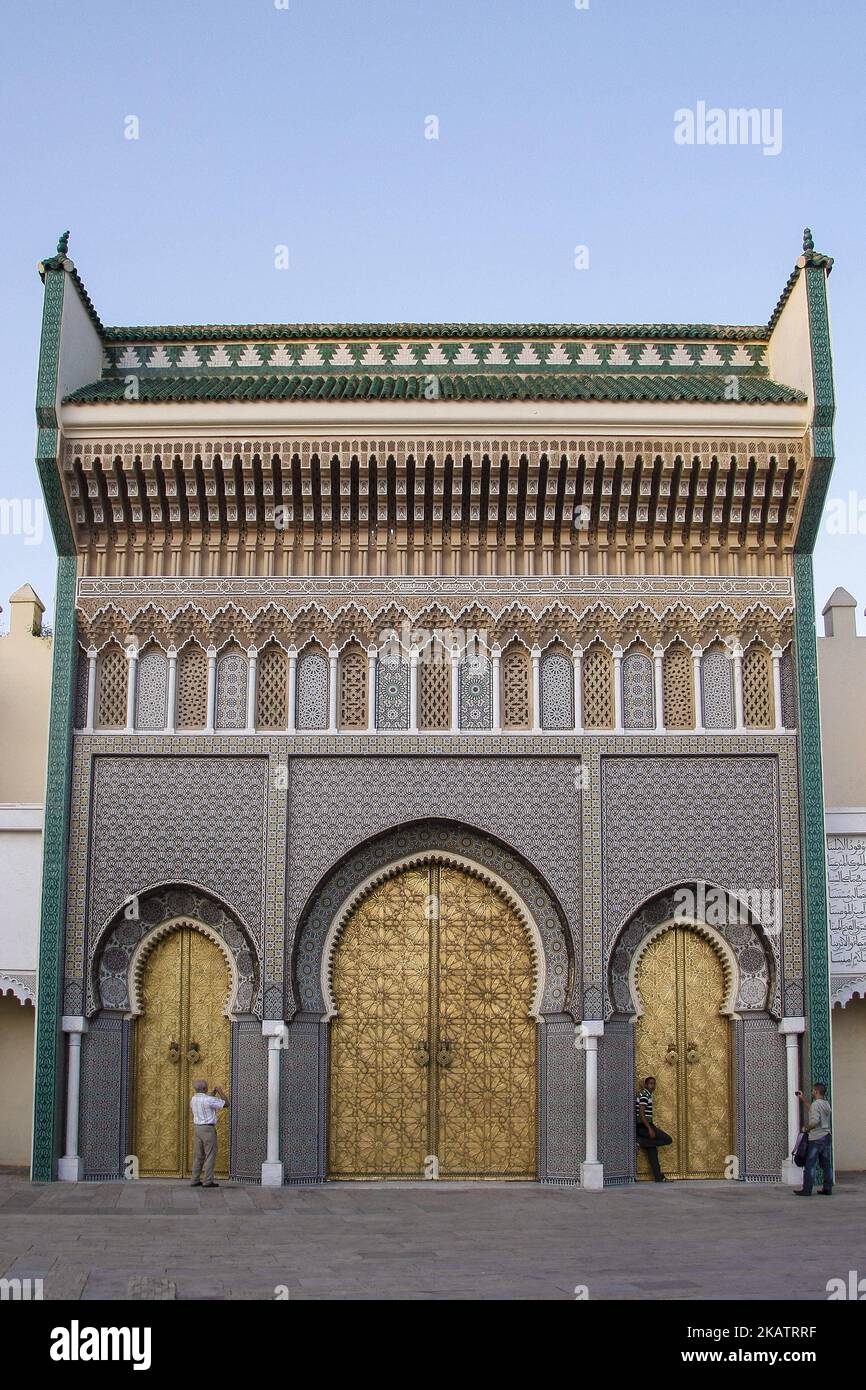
[[635, 926, 731, 1180], [438, 868, 536, 1177], [329, 870, 430, 1177], [134, 926, 231, 1179], [328, 864, 537, 1180]]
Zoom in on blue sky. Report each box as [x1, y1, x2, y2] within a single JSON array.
[[1, 0, 863, 628]]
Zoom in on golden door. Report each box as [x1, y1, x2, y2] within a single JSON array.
[[635, 926, 731, 1179], [328, 864, 537, 1179], [133, 928, 231, 1178]]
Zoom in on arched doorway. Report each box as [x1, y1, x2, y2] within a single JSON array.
[[634, 925, 732, 1179], [133, 927, 231, 1178], [328, 862, 537, 1179]]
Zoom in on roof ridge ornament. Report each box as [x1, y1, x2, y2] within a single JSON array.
[[38, 228, 73, 279]]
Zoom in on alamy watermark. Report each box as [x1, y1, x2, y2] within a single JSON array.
[[674, 102, 782, 157]]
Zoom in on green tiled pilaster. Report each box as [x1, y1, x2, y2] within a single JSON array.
[[794, 245, 835, 1093], [31, 260, 77, 1181]]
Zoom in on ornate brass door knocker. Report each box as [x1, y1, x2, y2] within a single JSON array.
[[187, 1041, 201, 1064], [665, 1041, 678, 1065], [167, 1039, 180, 1063], [412, 1040, 430, 1067], [437, 1039, 453, 1068], [686, 1041, 699, 1065]]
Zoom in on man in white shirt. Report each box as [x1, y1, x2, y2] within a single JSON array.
[[189, 1078, 229, 1187]]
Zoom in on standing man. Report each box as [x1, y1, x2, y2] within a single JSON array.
[[636, 1075, 673, 1182], [190, 1078, 229, 1188], [794, 1083, 833, 1196]]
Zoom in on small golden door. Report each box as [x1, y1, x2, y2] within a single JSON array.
[[133, 927, 231, 1178]]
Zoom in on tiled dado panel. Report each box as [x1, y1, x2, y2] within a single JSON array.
[[599, 754, 791, 1019], [73, 753, 270, 1014]]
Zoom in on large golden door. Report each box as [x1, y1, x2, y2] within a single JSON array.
[[133, 927, 231, 1178], [635, 926, 731, 1179], [329, 864, 537, 1179]]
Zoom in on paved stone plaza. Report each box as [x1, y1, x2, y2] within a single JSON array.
[[1, 1171, 863, 1301]]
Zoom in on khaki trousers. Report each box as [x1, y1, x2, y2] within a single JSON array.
[[191, 1124, 218, 1184]]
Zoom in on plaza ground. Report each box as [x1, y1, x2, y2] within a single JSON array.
[[0, 1171, 863, 1301]]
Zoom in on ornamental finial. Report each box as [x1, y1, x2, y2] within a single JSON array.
[[802, 227, 814, 254]]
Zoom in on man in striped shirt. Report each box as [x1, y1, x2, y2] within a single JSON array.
[[636, 1075, 673, 1182]]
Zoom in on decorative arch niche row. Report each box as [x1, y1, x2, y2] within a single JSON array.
[[75, 630, 796, 736]]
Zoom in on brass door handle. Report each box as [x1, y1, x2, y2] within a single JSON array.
[[686, 1041, 699, 1065], [168, 1040, 180, 1063], [187, 1042, 201, 1064], [437, 1039, 453, 1068], [665, 1042, 678, 1065], [412, 1041, 430, 1067]]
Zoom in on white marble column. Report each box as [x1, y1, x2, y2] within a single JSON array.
[[245, 645, 258, 733], [450, 645, 460, 733], [653, 644, 665, 732], [205, 646, 217, 734], [409, 648, 419, 733], [166, 646, 178, 734], [531, 645, 542, 733], [286, 646, 298, 733], [612, 645, 624, 734], [328, 645, 339, 733], [732, 641, 745, 731], [771, 645, 784, 732], [692, 644, 704, 733], [491, 644, 502, 733], [579, 1020, 604, 1190], [572, 647, 583, 733], [261, 1020, 287, 1186], [779, 1017, 806, 1185], [125, 639, 139, 733], [84, 647, 97, 732], [58, 1016, 88, 1182], [366, 645, 377, 732]]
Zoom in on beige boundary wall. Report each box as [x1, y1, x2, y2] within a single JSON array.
[[819, 588, 866, 1171]]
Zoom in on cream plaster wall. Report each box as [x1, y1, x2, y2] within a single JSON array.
[[831, 998, 866, 1172], [0, 994, 35, 1167], [820, 589, 866, 1170], [0, 587, 53, 804]]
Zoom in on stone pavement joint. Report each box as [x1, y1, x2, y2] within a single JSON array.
[[0, 1172, 863, 1301]]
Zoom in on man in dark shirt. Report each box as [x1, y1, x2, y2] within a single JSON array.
[[636, 1075, 673, 1182]]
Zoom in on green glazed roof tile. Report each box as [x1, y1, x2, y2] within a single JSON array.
[[63, 372, 807, 406]]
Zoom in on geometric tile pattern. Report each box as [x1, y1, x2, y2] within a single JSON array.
[[95, 884, 260, 1017], [293, 816, 574, 1019], [84, 756, 268, 1001], [287, 757, 581, 1017], [598, 751, 794, 1019], [608, 884, 772, 1018]]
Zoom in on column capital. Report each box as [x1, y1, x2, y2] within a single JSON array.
[[247, 644, 258, 659], [579, 1019, 605, 1038], [167, 644, 178, 659], [206, 644, 217, 659], [86, 644, 98, 659], [778, 1016, 806, 1035], [61, 1015, 88, 1034]]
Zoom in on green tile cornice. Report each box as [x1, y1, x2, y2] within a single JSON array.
[[64, 371, 804, 407]]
